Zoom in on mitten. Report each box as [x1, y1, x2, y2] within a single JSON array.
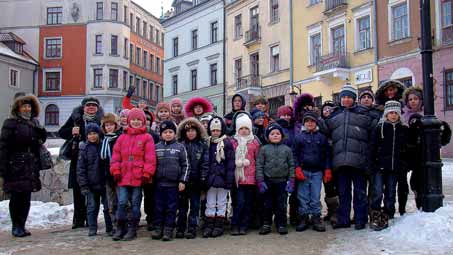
[[323, 169, 332, 183], [243, 159, 250, 167], [285, 178, 295, 193], [295, 167, 305, 181], [126, 85, 136, 98], [258, 181, 268, 194]]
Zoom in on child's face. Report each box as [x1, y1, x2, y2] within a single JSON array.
[[238, 127, 251, 136], [193, 105, 204, 116], [172, 104, 182, 114], [161, 129, 175, 141], [255, 103, 266, 111], [322, 106, 332, 118], [254, 117, 264, 126], [186, 128, 197, 141], [268, 129, 282, 144], [304, 119, 317, 132], [120, 115, 128, 126], [104, 122, 116, 133], [138, 101, 147, 109], [87, 132, 99, 143], [385, 86, 397, 99], [233, 97, 243, 111], [386, 111, 400, 123], [211, 129, 221, 138], [130, 118, 143, 128], [280, 114, 291, 122], [359, 94, 373, 107], [408, 94, 421, 110], [202, 121, 209, 130], [341, 96, 354, 108], [158, 109, 170, 120]]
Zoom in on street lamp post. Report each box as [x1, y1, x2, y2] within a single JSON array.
[[419, 0, 444, 212]]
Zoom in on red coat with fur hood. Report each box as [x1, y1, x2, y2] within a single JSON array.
[[184, 97, 213, 118]]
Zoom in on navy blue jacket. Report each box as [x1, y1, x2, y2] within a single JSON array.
[[77, 142, 106, 192], [207, 138, 235, 189], [293, 128, 332, 172], [276, 119, 295, 149], [181, 139, 209, 183], [155, 139, 189, 187]]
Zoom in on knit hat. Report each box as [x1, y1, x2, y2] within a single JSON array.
[[119, 109, 130, 118], [340, 83, 357, 101], [101, 113, 119, 130], [251, 109, 265, 120], [302, 111, 319, 123], [200, 112, 214, 123], [383, 100, 402, 118], [85, 123, 101, 137], [208, 116, 226, 136], [156, 102, 171, 113], [265, 123, 284, 141], [159, 120, 177, 135], [81, 96, 100, 107], [235, 113, 253, 134], [277, 105, 293, 118], [359, 89, 375, 101], [170, 98, 183, 107], [127, 108, 146, 126]]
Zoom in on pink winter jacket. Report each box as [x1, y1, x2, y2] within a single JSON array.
[[110, 126, 156, 187], [231, 138, 260, 185]]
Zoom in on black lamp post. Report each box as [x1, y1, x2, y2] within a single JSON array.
[[419, 0, 444, 212]]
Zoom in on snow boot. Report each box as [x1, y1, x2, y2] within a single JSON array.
[[146, 221, 155, 231], [354, 223, 366, 230], [151, 226, 163, 240], [175, 230, 185, 239], [373, 212, 389, 231], [239, 226, 247, 235], [324, 196, 339, 225], [370, 210, 381, 230], [202, 217, 215, 238], [259, 224, 271, 235], [162, 227, 174, 241], [312, 215, 326, 232], [230, 225, 240, 236], [112, 220, 127, 241], [277, 225, 288, 235], [88, 228, 97, 236], [11, 220, 26, 238], [296, 214, 310, 232], [211, 217, 225, 238], [122, 220, 138, 241], [185, 227, 197, 239]]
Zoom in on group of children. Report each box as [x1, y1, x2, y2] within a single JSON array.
[[74, 80, 451, 242]]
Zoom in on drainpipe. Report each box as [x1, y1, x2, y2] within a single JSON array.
[[289, 0, 294, 102], [33, 65, 38, 95], [373, 0, 378, 76], [223, 0, 227, 115]]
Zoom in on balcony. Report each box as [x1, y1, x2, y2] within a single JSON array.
[[235, 74, 262, 95], [313, 52, 350, 80], [324, 0, 347, 16], [244, 25, 261, 47], [442, 26, 453, 45]]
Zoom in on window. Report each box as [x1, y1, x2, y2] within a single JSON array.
[[149, 82, 154, 100], [96, 2, 103, 20], [45, 38, 62, 58], [192, 30, 198, 50], [150, 54, 154, 72], [136, 17, 140, 34], [191, 69, 197, 91], [250, 53, 259, 77], [136, 47, 141, 65], [124, 38, 128, 58], [136, 78, 140, 96], [150, 26, 154, 42], [143, 51, 148, 70], [129, 43, 133, 63], [398, 77, 413, 88], [442, 1, 453, 44], [331, 25, 345, 54], [211, 22, 218, 43], [124, 6, 128, 24], [129, 75, 134, 89], [235, 58, 242, 85], [173, 37, 179, 57], [314, 96, 322, 109], [143, 80, 148, 99], [111, 35, 118, 55], [234, 15, 243, 39], [93, 69, 103, 88], [156, 57, 161, 74], [210, 63, 218, 86], [310, 0, 320, 5], [172, 75, 178, 95], [45, 105, 59, 125], [123, 71, 128, 91], [95, 35, 102, 54], [45, 71, 61, 91], [270, 45, 280, 73], [143, 21, 147, 37], [47, 7, 62, 25], [310, 33, 321, 65], [156, 29, 160, 46], [357, 16, 371, 50], [130, 13, 134, 30], [391, 2, 409, 41], [9, 69, 18, 87], [111, 2, 118, 21], [109, 69, 118, 88], [445, 70, 453, 109], [270, 0, 279, 23]]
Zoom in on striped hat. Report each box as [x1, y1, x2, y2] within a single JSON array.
[[340, 83, 357, 101], [383, 100, 402, 118]]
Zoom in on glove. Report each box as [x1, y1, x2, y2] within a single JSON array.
[[243, 159, 250, 167], [323, 169, 332, 183], [126, 85, 136, 97], [257, 181, 268, 194], [81, 187, 90, 196], [295, 167, 305, 181], [113, 174, 121, 183], [141, 175, 151, 185], [235, 159, 244, 167], [286, 179, 295, 193]]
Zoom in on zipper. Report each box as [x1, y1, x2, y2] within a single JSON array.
[[391, 124, 396, 171], [343, 109, 349, 161]]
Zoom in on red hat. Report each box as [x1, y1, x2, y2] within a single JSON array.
[[170, 98, 183, 106], [127, 108, 146, 126], [156, 102, 171, 113], [277, 105, 293, 118]]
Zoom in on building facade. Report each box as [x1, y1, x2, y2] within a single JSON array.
[[0, 0, 164, 132], [225, 0, 290, 117], [292, 0, 378, 108], [162, 0, 225, 115]]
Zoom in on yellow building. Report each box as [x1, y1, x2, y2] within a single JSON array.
[[225, 0, 291, 116], [292, 0, 378, 106]]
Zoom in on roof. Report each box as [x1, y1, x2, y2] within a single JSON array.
[[0, 32, 25, 44], [0, 43, 38, 65]]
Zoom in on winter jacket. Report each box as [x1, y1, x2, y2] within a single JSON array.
[[100, 131, 121, 183], [225, 94, 247, 135], [110, 126, 156, 187], [371, 121, 408, 172], [207, 138, 235, 189], [253, 125, 267, 145], [256, 142, 295, 183], [154, 139, 189, 187], [293, 128, 332, 172], [276, 118, 295, 149], [231, 138, 260, 185], [77, 142, 106, 191], [181, 140, 209, 183], [0, 95, 46, 193]]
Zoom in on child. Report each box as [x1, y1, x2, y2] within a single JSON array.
[[293, 111, 332, 232], [256, 123, 295, 235], [253, 96, 272, 128], [225, 93, 247, 135], [370, 101, 408, 230], [184, 97, 214, 120], [200, 112, 214, 131], [321, 101, 335, 120], [119, 109, 130, 130], [170, 98, 185, 125], [151, 121, 189, 241], [175, 118, 209, 239], [152, 102, 173, 133], [251, 109, 266, 145], [203, 116, 235, 238], [402, 86, 423, 125], [230, 114, 260, 235], [77, 123, 113, 236], [293, 93, 315, 134], [375, 80, 405, 110], [358, 89, 381, 123], [110, 108, 156, 241], [100, 113, 121, 236]]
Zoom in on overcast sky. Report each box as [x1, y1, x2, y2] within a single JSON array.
[[133, 0, 173, 18]]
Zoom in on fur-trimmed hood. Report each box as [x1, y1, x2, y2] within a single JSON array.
[[184, 97, 214, 117], [232, 93, 246, 111], [176, 117, 207, 141], [70, 104, 104, 123], [10, 94, 40, 118], [402, 86, 423, 106], [375, 80, 406, 106], [293, 93, 314, 122]]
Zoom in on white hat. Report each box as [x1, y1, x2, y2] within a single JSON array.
[[235, 113, 253, 134]]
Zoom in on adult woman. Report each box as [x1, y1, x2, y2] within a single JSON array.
[[0, 94, 47, 237]]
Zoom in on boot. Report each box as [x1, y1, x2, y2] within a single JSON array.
[[175, 229, 185, 239], [88, 228, 97, 236], [151, 226, 163, 240], [11, 221, 26, 238], [296, 214, 309, 232], [185, 227, 197, 239], [122, 220, 138, 241], [112, 220, 127, 241], [230, 225, 240, 236], [162, 227, 174, 241], [202, 217, 215, 238], [277, 225, 288, 235], [211, 217, 225, 238], [147, 222, 155, 232], [324, 197, 339, 225], [239, 227, 247, 235], [259, 224, 271, 235], [370, 210, 381, 231], [19, 216, 31, 236], [379, 212, 389, 231], [312, 215, 326, 232]]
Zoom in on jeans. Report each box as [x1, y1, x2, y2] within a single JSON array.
[[297, 170, 323, 216], [205, 187, 228, 217], [231, 185, 255, 229], [153, 184, 179, 228], [262, 182, 288, 227], [371, 171, 398, 216], [87, 189, 112, 231], [336, 168, 368, 225], [9, 191, 31, 229], [116, 186, 142, 221], [177, 183, 201, 231]]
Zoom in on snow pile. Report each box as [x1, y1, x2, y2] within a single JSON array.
[[0, 201, 73, 231]]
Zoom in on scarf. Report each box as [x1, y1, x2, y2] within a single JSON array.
[[100, 133, 118, 160], [19, 112, 32, 120], [211, 135, 227, 163], [83, 113, 97, 123], [233, 133, 255, 186]]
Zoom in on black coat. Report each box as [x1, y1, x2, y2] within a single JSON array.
[[371, 122, 408, 172], [207, 138, 235, 189], [77, 142, 106, 192], [181, 139, 209, 183]]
